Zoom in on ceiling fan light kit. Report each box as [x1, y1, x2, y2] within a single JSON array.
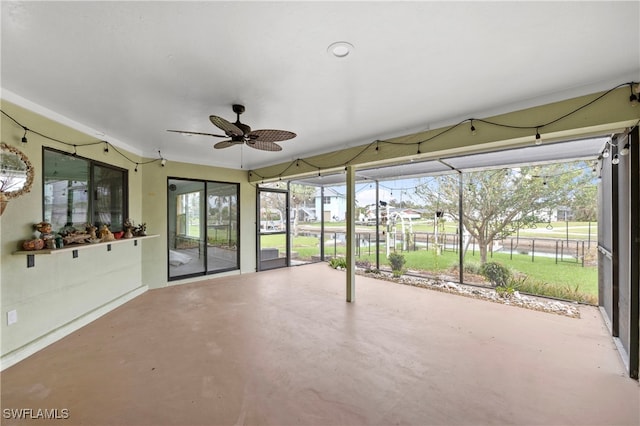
[[167, 104, 296, 152]]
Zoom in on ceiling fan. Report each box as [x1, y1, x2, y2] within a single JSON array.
[[167, 104, 296, 151]]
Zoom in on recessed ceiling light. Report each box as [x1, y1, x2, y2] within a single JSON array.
[[327, 41, 353, 58]]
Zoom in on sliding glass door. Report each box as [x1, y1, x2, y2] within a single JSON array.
[[168, 178, 239, 280], [206, 182, 239, 271]]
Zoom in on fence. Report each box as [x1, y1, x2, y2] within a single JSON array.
[[315, 230, 591, 267]]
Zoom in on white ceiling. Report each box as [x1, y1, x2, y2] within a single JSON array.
[[2, 1, 638, 171]]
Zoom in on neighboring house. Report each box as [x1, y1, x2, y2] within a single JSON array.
[[358, 204, 423, 225], [293, 206, 316, 222], [536, 207, 573, 222], [315, 187, 346, 221], [392, 208, 422, 220]]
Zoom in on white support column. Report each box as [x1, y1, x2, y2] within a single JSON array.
[[346, 165, 356, 303]]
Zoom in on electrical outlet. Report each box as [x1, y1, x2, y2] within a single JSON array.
[[7, 310, 17, 326]]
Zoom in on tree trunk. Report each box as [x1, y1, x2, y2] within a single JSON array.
[[293, 205, 299, 237], [463, 234, 472, 257], [479, 240, 489, 265]]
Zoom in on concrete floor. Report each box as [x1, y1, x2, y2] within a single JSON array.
[[1, 263, 638, 425]]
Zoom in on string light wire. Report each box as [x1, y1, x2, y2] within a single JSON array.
[[0, 109, 164, 168], [251, 82, 637, 181], [2, 81, 637, 180]]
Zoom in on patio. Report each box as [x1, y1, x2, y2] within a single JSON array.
[[1, 263, 638, 425]]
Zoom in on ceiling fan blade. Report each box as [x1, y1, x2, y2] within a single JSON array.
[[213, 140, 240, 149], [249, 129, 297, 143], [209, 115, 243, 137], [167, 129, 227, 138], [246, 140, 283, 152]]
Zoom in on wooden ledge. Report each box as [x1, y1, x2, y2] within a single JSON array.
[[13, 234, 159, 256]]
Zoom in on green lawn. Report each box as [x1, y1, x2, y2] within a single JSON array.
[[264, 232, 598, 303], [362, 249, 597, 303], [467, 251, 597, 295], [358, 249, 596, 293]]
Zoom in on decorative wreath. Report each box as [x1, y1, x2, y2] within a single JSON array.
[[0, 142, 34, 200]]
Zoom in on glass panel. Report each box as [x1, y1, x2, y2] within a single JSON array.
[[457, 165, 599, 303], [93, 164, 126, 231], [207, 182, 239, 272], [258, 189, 288, 270], [259, 191, 287, 233], [354, 182, 382, 270], [168, 179, 205, 279], [401, 175, 461, 281], [44, 149, 90, 232], [321, 184, 347, 261], [289, 182, 320, 264]]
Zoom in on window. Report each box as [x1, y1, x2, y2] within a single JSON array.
[[43, 148, 128, 232], [323, 196, 332, 204]]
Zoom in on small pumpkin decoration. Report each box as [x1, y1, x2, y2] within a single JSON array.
[[22, 239, 45, 251]]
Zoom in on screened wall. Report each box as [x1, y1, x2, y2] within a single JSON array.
[[266, 133, 639, 377], [599, 128, 639, 378]]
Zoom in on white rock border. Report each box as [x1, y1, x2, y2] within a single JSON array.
[[348, 267, 581, 318]]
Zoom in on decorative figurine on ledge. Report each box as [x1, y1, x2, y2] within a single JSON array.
[[34, 221, 54, 240], [62, 230, 91, 245], [135, 222, 147, 237], [97, 224, 115, 242], [34, 221, 56, 249], [22, 238, 44, 251], [86, 223, 98, 240], [123, 218, 135, 239], [58, 224, 92, 245], [84, 223, 101, 243]]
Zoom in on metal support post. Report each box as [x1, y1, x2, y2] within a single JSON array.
[[346, 165, 356, 303]]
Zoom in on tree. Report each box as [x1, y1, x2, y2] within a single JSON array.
[[289, 183, 316, 236], [415, 162, 592, 264], [569, 183, 597, 222]]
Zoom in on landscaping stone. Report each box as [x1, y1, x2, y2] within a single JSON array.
[[353, 268, 580, 318]]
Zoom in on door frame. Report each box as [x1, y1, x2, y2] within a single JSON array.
[[256, 187, 290, 271]]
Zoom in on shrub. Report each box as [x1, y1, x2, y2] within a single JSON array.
[[388, 252, 406, 277], [329, 257, 347, 269], [509, 273, 529, 289], [496, 285, 516, 298], [481, 262, 511, 287], [463, 262, 483, 275], [447, 261, 482, 275], [513, 278, 597, 305]]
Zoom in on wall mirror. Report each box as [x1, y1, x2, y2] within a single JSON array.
[[0, 142, 34, 215]]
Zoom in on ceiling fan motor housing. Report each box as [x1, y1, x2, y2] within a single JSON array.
[[232, 104, 251, 135], [232, 104, 245, 115], [235, 121, 251, 135]]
